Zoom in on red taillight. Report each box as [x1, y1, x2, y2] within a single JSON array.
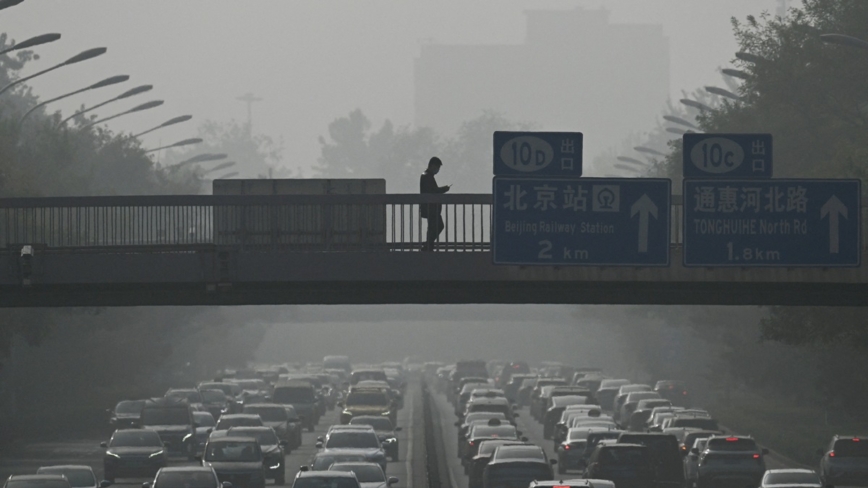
[[854, 438, 861, 442], [682, 391, 688, 395], [752, 454, 760, 459], [469, 441, 475, 447], [830, 451, 836, 457], [726, 437, 739, 442], [564, 445, 570, 450]]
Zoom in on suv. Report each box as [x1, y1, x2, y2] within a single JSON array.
[[140, 398, 197, 459], [585, 443, 653, 488], [818, 435, 868, 487], [273, 380, 318, 432], [617, 433, 685, 487], [697, 436, 768, 488], [202, 437, 266, 488], [654, 380, 690, 407]]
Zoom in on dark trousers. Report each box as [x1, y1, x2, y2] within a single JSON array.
[[425, 214, 444, 250]]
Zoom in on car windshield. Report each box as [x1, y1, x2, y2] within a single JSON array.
[[201, 384, 235, 396], [193, 413, 216, 427], [486, 464, 551, 483], [216, 417, 262, 430], [227, 428, 278, 446], [495, 446, 545, 460], [833, 439, 868, 457], [245, 407, 287, 422], [167, 391, 202, 403], [479, 442, 513, 456], [707, 438, 758, 451], [352, 371, 387, 383], [115, 400, 144, 415], [274, 387, 314, 403], [292, 478, 359, 488], [346, 393, 389, 406], [349, 417, 393, 431], [312, 455, 367, 471], [111, 430, 162, 447], [232, 380, 266, 390], [471, 426, 517, 438], [155, 471, 217, 488], [672, 418, 718, 430], [329, 464, 385, 483], [204, 441, 261, 462], [37, 469, 94, 488], [200, 390, 225, 403], [6, 480, 71, 488], [600, 448, 648, 467], [326, 432, 381, 449], [141, 408, 190, 426], [764, 472, 821, 485], [470, 404, 508, 415]]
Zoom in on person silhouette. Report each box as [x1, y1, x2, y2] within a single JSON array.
[[419, 157, 451, 251]]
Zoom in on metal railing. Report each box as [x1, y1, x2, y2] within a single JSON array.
[[0, 194, 493, 252]]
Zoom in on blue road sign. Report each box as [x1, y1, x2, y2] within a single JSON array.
[[683, 179, 860, 267], [492, 177, 671, 266], [683, 133, 772, 179], [493, 131, 583, 177]]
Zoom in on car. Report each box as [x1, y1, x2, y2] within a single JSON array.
[[199, 383, 243, 414], [291, 470, 360, 488], [316, 427, 388, 471], [496, 362, 531, 389], [456, 385, 499, 415], [617, 391, 662, 426], [192, 412, 216, 456], [557, 428, 601, 474], [761, 469, 822, 488], [456, 412, 510, 452], [530, 481, 615, 488], [101, 429, 168, 482], [654, 380, 691, 407], [626, 399, 672, 431], [213, 414, 264, 438], [489, 444, 555, 471], [165, 389, 204, 407], [543, 395, 589, 440], [140, 398, 197, 460], [684, 437, 710, 488], [274, 380, 320, 431], [225, 427, 289, 485], [3, 475, 71, 488], [143, 467, 228, 488], [595, 380, 631, 413], [243, 403, 301, 451], [503, 374, 536, 403], [328, 463, 398, 488], [467, 441, 529, 488], [463, 397, 517, 421], [697, 436, 768, 488], [308, 451, 370, 471], [818, 435, 868, 487], [617, 432, 685, 488], [199, 389, 231, 420], [349, 416, 402, 461], [585, 443, 654, 488], [323, 356, 352, 373], [612, 385, 653, 418], [201, 436, 266, 488], [461, 421, 522, 465], [109, 400, 145, 429], [351, 369, 388, 385], [662, 413, 719, 432], [670, 429, 719, 457], [340, 387, 395, 426], [482, 455, 555, 488], [36, 465, 109, 488]]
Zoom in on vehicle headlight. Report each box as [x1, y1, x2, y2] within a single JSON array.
[[106, 452, 121, 459], [381, 411, 391, 417], [149, 450, 165, 458], [182, 433, 193, 442]]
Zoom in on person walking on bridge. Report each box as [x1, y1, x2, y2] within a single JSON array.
[[420, 157, 451, 251]]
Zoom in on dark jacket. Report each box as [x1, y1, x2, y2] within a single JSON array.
[[420, 171, 448, 218]]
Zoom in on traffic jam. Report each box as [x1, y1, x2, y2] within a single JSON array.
[[4, 358, 868, 488]]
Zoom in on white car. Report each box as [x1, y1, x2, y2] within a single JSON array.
[[761, 469, 822, 488], [36, 466, 110, 488]]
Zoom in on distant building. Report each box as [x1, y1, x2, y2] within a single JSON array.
[[414, 7, 669, 163]]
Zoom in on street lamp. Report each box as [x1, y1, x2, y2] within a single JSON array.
[[0, 33, 61, 56], [735, 51, 768, 64], [170, 153, 228, 167], [820, 33, 868, 51], [80, 99, 164, 129], [705, 86, 741, 101], [680, 98, 714, 112], [0, 0, 26, 11], [634, 146, 666, 157], [0, 47, 107, 96], [202, 161, 236, 175], [133, 115, 192, 138], [663, 115, 698, 130], [722, 68, 750, 80], [617, 156, 647, 166], [145, 138, 203, 154], [19, 75, 129, 125], [60, 84, 153, 126], [666, 127, 690, 135], [216, 171, 239, 179]]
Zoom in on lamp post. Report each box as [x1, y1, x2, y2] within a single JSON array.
[[201, 161, 236, 175], [60, 84, 153, 126], [19, 75, 129, 126], [820, 33, 868, 51], [133, 115, 193, 138], [0, 47, 107, 96], [634, 146, 666, 157], [169, 153, 228, 168], [680, 98, 714, 112], [705, 86, 741, 101], [145, 138, 203, 154], [722, 68, 750, 80], [663, 115, 699, 130], [80, 99, 164, 130], [0, 33, 61, 56], [666, 127, 690, 135]]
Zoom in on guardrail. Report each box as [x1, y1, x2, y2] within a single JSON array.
[[1, 193, 866, 252]]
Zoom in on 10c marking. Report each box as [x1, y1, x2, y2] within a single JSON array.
[[701, 142, 736, 168]]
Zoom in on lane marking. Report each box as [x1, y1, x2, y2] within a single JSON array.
[[406, 392, 414, 488]]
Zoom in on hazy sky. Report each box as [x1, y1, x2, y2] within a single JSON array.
[[5, 0, 780, 180]]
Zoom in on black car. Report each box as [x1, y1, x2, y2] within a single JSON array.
[[349, 416, 402, 461], [482, 457, 555, 488], [101, 429, 168, 481], [243, 404, 302, 452], [617, 432, 685, 487], [140, 398, 197, 460], [226, 427, 289, 485], [585, 443, 654, 488], [201, 437, 266, 488], [109, 400, 145, 429], [467, 440, 527, 488]]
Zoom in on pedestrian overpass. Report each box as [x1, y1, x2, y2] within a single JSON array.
[[0, 193, 866, 307]]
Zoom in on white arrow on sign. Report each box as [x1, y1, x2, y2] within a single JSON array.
[[630, 194, 658, 253], [820, 195, 848, 254]]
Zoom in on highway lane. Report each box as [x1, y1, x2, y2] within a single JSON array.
[[0, 385, 422, 488]]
